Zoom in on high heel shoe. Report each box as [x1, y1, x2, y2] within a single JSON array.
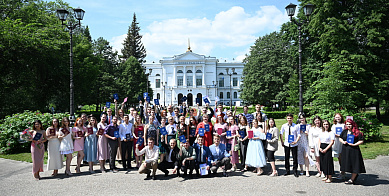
[[65, 170, 73, 176], [269, 171, 278, 177], [75, 167, 81, 173], [257, 170, 264, 176]]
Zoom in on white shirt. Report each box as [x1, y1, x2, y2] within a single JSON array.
[[119, 122, 133, 141], [215, 145, 220, 154], [166, 124, 177, 135], [136, 146, 159, 162], [167, 149, 173, 162], [319, 131, 335, 144], [280, 123, 300, 147]]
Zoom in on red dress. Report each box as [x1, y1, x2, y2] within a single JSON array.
[[134, 125, 144, 151], [196, 122, 213, 147]]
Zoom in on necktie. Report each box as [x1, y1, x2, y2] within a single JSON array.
[[108, 116, 111, 124], [200, 146, 203, 163], [288, 125, 291, 147]]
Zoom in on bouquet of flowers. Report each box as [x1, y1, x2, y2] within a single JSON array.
[[19, 128, 33, 143]]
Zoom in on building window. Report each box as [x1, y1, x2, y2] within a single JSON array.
[[156, 79, 161, 88], [187, 70, 193, 73], [227, 92, 230, 99], [187, 76, 193, 87], [220, 92, 223, 99], [218, 73, 224, 75], [177, 76, 183, 86], [196, 76, 202, 86], [196, 70, 202, 73], [177, 70, 183, 73], [157, 93, 160, 99], [219, 77, 224, 87], [156, 74, 160, 76], [233, 77, 238, 87], [234, 92, 237, 99]]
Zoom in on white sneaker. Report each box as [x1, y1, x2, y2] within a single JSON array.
[[315, 173, 321, 177], [306, 171, 310, 177], [321, 172, 326, 178]]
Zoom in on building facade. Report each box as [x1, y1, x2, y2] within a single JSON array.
[[144, 49, 244, 106]]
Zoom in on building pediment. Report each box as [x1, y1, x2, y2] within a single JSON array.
[[173, 51, 205, 61]]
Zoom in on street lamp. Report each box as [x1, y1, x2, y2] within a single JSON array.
[[145, 68, 152, 93], [226, 68, 236, 110], [56, 7, 85, 125], [161, 82, 167, 106], [285, 3, 314, 116]]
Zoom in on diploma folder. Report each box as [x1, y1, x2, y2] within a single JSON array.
[[87, 127, 93, 135], [198, 128, 205, 137], [33, 132, 42, 141], [248, 131, 254, 139], [266, 133, 272, 140], [179, 135, 186, 143], [300, 125, 306, 132], [226, 131, 232, 137], [160, 127, 167, 136], [347, 134, 354, 144], [336, 127, 342, 135], [288, 135, 294, 143]]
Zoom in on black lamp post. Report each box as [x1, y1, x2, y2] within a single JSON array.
[[285, 3, 314, 116], [161, 81, 167, 106], [226, 68, 236, 109], [56, 7, 85, 125]]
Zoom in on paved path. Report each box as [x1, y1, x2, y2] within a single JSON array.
[[0, 146, 388, 195]]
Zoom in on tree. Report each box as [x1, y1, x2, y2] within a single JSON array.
[[121, 13, 146, 63], [120, 57, 152, 105], [240, 31, 294, 109]]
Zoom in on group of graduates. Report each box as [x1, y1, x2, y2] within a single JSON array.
[[28, 100, 366, 184]]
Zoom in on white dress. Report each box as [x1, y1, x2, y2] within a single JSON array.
[[59, 127, 74, 154], [297, 124, 315, 165], [331, 123, 345, 157], [47, 128, 64, 170], [309, 126, 322, 157]]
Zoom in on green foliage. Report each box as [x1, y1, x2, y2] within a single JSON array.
[[0, 110, 69, 154], [265, 111, 290, 119], [121, 13, 147, 63], [241, 31, 293, 108]]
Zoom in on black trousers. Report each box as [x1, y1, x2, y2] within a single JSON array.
[[239, 140, 248, 166], [158, 161, 178, 174], [179, 160, 195, 175], [107, 139, 118, 170], [121, 140, 133, 169], [210, 157, 232, 173], [284, 145, 298, 173]]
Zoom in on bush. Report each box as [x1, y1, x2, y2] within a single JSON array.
[[265, 111, 290, 119], [310, 109, 383, 142], [0, 110, 69, 154]]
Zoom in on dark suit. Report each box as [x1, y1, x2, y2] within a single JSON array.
[[158, 141, 180, 175], [193, 143, 211, 175]]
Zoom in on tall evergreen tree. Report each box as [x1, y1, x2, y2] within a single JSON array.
[[121, 13, 146, 63]]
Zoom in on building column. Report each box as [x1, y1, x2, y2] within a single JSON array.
[[202, 64, 205, 86], [183, 66, 187, 87], [192, 66, 196, 87], [173, 66, 176, 87]]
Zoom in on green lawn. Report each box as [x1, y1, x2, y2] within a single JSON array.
[[0, 152, 48, 164]]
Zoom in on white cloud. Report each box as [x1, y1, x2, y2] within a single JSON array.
[[111, 5, 288, 61]]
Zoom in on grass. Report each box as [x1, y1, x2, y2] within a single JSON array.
[[0, 152, 48, 164]]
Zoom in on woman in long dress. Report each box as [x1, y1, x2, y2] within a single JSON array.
[[297, 115, 314, 177], [73, 117, 85, 173], [227, 116, 239, 171], [245, 119, 266, 175], [97, 114, 108, 172], [331, 113, 346, 180], [46, 118, 63, 176], [84, 116, 98, 173], [133, 115, 144, 168], [238, 116, 250, 171], [339, 119, 366, 184], [58, 117, 73, 176], [309, 115, 324, 177], [30, 120, 47, 180], [318, 120, 335, 183]]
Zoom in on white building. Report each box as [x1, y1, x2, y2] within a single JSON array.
[[144, 47, 244, 107]]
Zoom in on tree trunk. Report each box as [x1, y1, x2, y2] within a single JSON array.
[[376, 101, 381, 120]]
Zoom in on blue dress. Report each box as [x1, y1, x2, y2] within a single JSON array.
[[84, 127, 98, 162], [245, 128, 266, 168]]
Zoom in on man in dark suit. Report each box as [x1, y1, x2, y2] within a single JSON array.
[[158, 137, 180, 177], [193, 136, 211, 177], [209, 135, 231, 177]]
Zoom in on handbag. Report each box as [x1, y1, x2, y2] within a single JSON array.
[[234, 137, 240, 151]]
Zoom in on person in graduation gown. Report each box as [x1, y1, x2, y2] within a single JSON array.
[[339, 119, 366, 185]]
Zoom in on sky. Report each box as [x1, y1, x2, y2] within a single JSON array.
[[65, 0, 300, 63]]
